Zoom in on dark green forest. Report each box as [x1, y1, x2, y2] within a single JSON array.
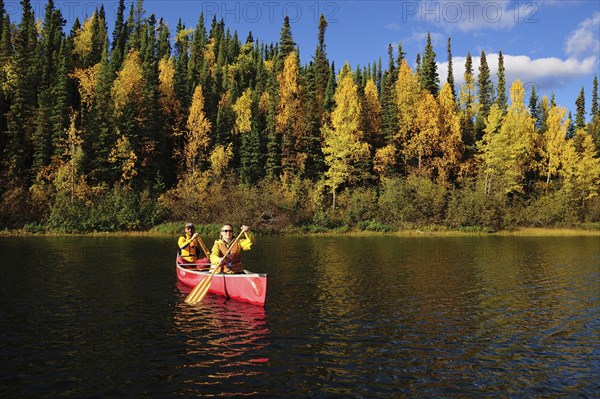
[[1, 0, 599, 233]]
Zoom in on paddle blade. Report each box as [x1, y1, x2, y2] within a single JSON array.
[[185, 268, 217, 304]]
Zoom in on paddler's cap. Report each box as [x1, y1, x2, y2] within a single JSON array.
[[185, 222, 194, 228]]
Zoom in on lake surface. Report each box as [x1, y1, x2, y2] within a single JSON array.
[[1, 235, 598, 398]]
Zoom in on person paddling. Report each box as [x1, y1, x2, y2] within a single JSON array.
[[177, 223, 210, 269], [210, 224, 254, 274]]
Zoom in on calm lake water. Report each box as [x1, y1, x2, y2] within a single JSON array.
[[1, 235, 599, 398]]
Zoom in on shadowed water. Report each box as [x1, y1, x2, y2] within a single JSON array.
[[1, 235, 598, 398]]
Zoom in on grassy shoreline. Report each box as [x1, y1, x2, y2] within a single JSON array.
[[2, 225, 599, 237]]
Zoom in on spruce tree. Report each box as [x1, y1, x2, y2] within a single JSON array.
[[277, 16, 295, 72], [156, 18, 170, 60], [446, 37, 455, 101], [110, 0, 127, 72], [459, 52, 475, 146], [566, 111, 576, 139], [476, 51, 492, 130], [3, 0, 37, 185], [528, 85, 540, 131], [173, 19, 190, 109], [381, 44, 398, 143], [420, 33, 439, 96], [495, 49, 507, 112], [188, 12, 206, 93], [591, 74, 598, 119], [575, 87, 586, 129]]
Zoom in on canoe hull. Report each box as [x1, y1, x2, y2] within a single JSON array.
[[176, 262, 267, 306]]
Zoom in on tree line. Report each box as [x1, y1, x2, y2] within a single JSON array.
[[1, 0, 599, 233]]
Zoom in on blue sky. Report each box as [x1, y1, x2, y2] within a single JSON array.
[[9, 0, 600, 117]]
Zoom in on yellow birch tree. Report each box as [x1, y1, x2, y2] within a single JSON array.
[[435, 83, 464, 182], [542, 106, 569, 185], [185, 85, 212, 171], [395, 60, 421, 147], [478, 80, 536, 194], [561, 129, 600, 201], [406, 90, 440, 176], [112, 50, 144, 118], [321, 64, 370, 209], [276, 52, 307, 174], [233, 88, 253, 134]]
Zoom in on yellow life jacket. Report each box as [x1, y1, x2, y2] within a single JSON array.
[[179, 236, 200, 262]]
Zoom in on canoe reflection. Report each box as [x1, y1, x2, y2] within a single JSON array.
[[173, 282, 271, 377]]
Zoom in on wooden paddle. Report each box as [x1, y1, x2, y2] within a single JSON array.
[[184, 230, 245, 305]]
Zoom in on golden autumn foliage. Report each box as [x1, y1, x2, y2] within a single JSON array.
[[70, 64, 101, 110], [233, 88, 253, 134], [478, 80, 536, 194], [362, 79, 382, 143], [373, 144, 397, 179], [210, 143, 233, 177], [72, 13, 96, 59], [276, 52, 301, 133], [395, 61, 421, 145], [109, 135, 138, 184], [322, 65, 370, 209], [158, 57, 177, 112], [112, 50, 144, 116], [542, 106, 569, 184], [185, 85, 212, 171], [561, 129, 600, 200], [435, 83, 464, 183], [407, 90, 439, 175]]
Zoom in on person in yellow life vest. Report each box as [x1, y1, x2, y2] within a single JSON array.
[[177, 223, 210, 269], [210, 224, 254, 274]]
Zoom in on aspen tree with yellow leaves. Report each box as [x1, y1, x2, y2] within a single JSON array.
[[478, 80, 536, 195], [276, 52, 307, 176], [395, 61, 421, 170], [561, 129, 600, 202], [322, 64, 370, 210], [184, 85, 211, 172], [541, 106, 569, 186], [435, 83, 464, 183]]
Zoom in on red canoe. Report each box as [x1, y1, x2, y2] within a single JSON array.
[[176, 261, 268, 306]]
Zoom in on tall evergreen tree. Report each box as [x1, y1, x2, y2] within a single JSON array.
[[566, 111, 576, 139], [528, 85, 540, 130], [475, 50, 492, 139], [188, 12, 206, 93], [495, 49, 507, 112], [110, 0, 127, 72], [3, 0, 37, 185], [277, 16, 295, 72], [575, 87, 586, 129], [446, 37, 455, 101], [396, 42, 406, 69], [459, 52, 476, 147], [420, 33, 439, 96], [173, 19, 190, 109], [32, 0, 65, 175], [381, 44, 398, 142], [314, 14, 329, 121], [156, 18, 170, 60], [589, 74, 600, 154]]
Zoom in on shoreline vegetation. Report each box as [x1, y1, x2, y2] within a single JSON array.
[[1, 2, 599, 235], [2, 224, 599, 237]]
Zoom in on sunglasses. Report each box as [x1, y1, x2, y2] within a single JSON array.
[[221, 229, 233, 233]]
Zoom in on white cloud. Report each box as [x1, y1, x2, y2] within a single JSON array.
[[438, 53, 597, 94], [411, 0, 541, 32], [564, 12, 600, 59]]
